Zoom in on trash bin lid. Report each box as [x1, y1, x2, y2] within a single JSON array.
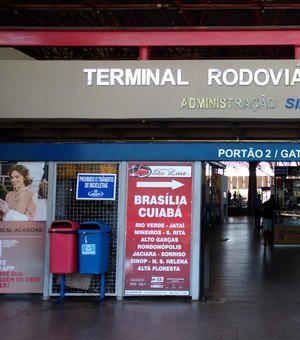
[[78, 229, 103, 234], [49, 220, 80, 232], [79, 221, 111, 233]]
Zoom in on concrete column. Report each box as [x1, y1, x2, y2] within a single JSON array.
[[248, 162, 258, 216]]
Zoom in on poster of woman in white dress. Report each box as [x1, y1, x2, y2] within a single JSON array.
[[0, 162, 47, 221]]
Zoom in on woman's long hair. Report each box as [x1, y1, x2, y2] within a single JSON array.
[[8, 164, 33, 187]]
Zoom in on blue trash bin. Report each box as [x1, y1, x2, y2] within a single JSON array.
[[78, 221, 111, 274]]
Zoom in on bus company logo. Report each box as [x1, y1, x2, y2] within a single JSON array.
[[151, 276, 164, 288], [88, 190, 104, 198], [129, 164, 152, 178]]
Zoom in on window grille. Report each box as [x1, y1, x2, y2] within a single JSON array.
[[50, 163, 119, 296]]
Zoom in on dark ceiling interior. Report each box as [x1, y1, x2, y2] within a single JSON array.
[[1, 118, 300, 142], [1, 0, 300, 60], [1, 1, 300, 142]]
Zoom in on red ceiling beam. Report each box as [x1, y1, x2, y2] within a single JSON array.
[[5, 3, 300, 10], [1, 29, 300, 47]]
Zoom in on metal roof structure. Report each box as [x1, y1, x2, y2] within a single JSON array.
[[1, 1, 300, 142], [1, 1, 300, 60]]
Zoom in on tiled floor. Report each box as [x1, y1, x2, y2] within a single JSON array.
[[1, 216, 300, 340]]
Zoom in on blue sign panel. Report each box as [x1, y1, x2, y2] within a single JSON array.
[[76, 173, 116, 200], [2, 142, 300, 162]]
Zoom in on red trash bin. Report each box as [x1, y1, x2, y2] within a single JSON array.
[[49, 220, 80, 273]]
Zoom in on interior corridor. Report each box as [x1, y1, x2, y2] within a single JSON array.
[[206, 216, 300, 304]]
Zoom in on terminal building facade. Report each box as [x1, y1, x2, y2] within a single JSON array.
[[1, 2, 300, 300]]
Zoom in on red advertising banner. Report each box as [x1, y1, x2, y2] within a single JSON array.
[[125, 162, 193, 296]]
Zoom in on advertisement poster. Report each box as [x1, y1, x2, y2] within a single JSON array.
[[124, 162, 193, 296], [0, 162, 47, 293]]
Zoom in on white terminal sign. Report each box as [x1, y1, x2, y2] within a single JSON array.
[[83, 67, 300, 87], [3, 60, 300, 120]]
